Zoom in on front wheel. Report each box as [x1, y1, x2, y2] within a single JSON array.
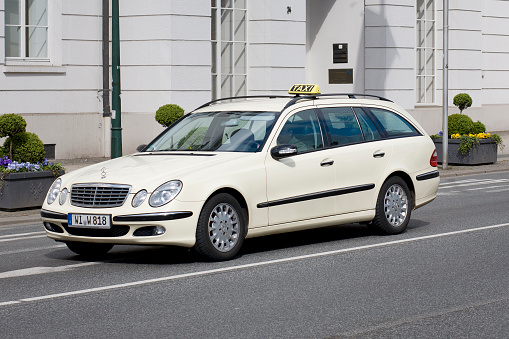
[[372, 176, 412, 235], [194, 193, 246, 261], [65, 241, 114, 256]]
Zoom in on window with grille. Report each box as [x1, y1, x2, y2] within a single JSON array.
[[211, 0, 247, 99], [416, 0, 435, 104], [5, 0, 48, 59]]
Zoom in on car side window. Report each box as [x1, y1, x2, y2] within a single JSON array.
[[368, 108, 420, 137], [353, 107, 381, 141], [321, 107, 363, 146], [277, 109, 323, 153]]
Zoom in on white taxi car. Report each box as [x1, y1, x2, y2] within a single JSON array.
[[41, 85, 439, 261]]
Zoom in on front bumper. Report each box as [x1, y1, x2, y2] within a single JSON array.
[[40, 207, 200, 247]]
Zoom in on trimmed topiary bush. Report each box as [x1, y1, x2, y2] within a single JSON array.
[[0, 113, 27, 159], [2, 132, 45, 163], [453, 93, 472, 114], [155, 104, 185, 128], [471, 121, 486, 134], [448, 114, 474, 137]]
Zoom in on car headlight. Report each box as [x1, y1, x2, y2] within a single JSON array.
[[132, 189, 148, 208], [46, 178, 61, 205], [149, 180, 182, 207], [59, 188, 68, 205]]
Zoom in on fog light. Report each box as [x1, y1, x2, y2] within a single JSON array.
[[44, 222, 64, 233], [154, 226, 165, 235], [133, 226, 166, 237]]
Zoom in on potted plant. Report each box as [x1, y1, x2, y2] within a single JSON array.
[[0, 114, 64, 210], [155, 104, 185, 128], [452, 93, 472, 115], [431, 94, 504, 165]]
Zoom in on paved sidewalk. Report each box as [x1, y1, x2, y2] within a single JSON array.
[[2, 132, 509, 225]]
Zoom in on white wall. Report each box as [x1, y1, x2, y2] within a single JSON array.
[[118, 0, 211, 154], [364, 0, 415, 109], [306, 0, 365, 94], [248, 0, 306, 96]]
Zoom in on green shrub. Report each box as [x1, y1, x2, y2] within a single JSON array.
[[3, 132, 45, 163], [470, 121, 486, 134], [155, 104, 185, 128], [0, 113, 27, 159], [448, 114, 473, 137], [453, 93, 472, 114]]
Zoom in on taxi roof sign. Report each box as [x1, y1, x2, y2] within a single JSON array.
[[288, 84, 321, 95]]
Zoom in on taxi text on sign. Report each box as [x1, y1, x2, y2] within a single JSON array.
[[288, 84, 321, 95]]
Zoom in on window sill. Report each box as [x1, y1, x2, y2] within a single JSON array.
[[413, 103, 441, 108], [3, 65, 66, 74]]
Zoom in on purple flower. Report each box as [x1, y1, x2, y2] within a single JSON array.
[[0, 156, 11, 168]]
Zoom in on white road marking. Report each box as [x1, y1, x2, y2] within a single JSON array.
[[0, 244, 66, 256], [1, 222, 509, 307], [466, 185, 509, 191], [0, 235, 46, 243], [437, 191, 460, 195], [440, 179, 509, 190], [0, 262, 99, 279], [487, 188, 509, 193], [0, 231, 45, 239]]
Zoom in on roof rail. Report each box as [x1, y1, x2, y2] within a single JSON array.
[[193, 95, 293, 111], [282, 93, 393, 110]]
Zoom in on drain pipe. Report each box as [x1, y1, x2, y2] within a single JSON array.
[[111, 0, 122, 158], [442, 0, 449, 169], [102, 0, 110, 118]]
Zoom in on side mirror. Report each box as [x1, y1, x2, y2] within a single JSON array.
[[271, 144, 298, 159], [136, 144, 147, 152]]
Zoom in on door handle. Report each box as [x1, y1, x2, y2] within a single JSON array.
[[320, 159, 334, 166], [373, 152, 385, 158]]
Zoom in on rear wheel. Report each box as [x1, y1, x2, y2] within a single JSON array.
[[65, 241, 114, 256], [373, 176, 412, 235], [194, 193, 246, 261]]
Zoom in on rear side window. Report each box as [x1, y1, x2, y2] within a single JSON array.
[[321, 107, 363, 146], [368, 108, 420, 137]]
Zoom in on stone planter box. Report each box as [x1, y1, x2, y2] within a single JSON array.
[[433, 138, 498, 165], [0, 170, 64, 211]]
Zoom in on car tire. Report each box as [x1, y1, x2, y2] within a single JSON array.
[[194, 193, 246, 261], [65, 241, 114, 256], [373, 176, 412, 235]]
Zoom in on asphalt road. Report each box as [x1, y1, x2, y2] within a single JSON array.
[[1, 172, 509, 338]]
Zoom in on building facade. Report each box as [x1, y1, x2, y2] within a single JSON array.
[[1, 0, 508, 159]]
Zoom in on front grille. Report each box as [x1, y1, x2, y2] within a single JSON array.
[[71, 184, 131, 208], [62, 223, 130, 237]]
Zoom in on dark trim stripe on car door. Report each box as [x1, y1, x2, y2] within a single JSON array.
[[257, 184, 375, 208], [416, 170, 440, 181]]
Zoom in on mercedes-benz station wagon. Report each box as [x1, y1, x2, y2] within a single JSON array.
[[41, 84, 439, 261]]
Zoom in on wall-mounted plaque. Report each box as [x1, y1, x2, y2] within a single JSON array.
[[333, 43, 348, 63], [329, 69, 353, 84]]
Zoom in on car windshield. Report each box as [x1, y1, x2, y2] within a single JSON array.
[[145, 111, 279, 153]]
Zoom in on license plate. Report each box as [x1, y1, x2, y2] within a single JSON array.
[[68, 214, 111, 229]]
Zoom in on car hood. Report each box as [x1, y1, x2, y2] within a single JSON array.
[[60, 152, 250, 191]]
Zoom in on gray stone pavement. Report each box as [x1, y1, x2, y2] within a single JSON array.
[[2, 131, 509, 225]]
